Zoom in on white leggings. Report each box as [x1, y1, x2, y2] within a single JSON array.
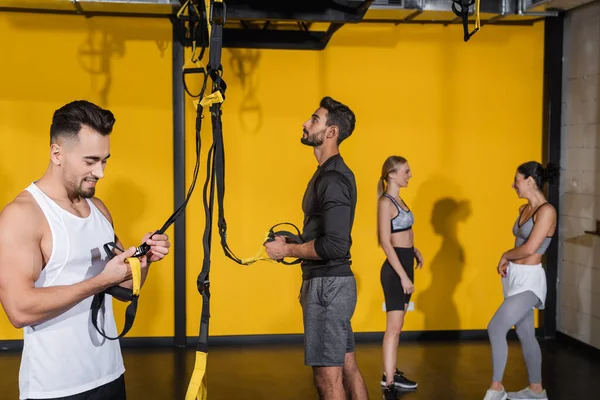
[[487, 290, 542, 384]]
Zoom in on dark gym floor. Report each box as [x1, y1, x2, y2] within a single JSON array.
[[0, 338, 598, 400]]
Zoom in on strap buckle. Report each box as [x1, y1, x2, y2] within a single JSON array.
[[104, 241, 150, 260], [210, 0, 226, 26], [199, 280, 210, 295]]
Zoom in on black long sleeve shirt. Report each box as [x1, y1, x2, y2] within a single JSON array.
[[300, 154, 357, 280]]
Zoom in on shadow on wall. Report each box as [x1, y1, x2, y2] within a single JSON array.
[[228, 49, 263, 135], [410, 176, 471, 398], [408, 176, 472, 332], [77, 26, 125, 108], [417, 196, 471, 333], [75, 19, 170, 107], [4, 14, 171, 108]]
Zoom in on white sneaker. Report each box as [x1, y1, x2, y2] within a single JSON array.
[[507, 387, 548, 400], [484, 387, 508, 400]]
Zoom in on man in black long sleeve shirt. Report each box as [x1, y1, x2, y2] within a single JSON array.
[[300, 154, 356, 279], [265, 96, 368, 400]]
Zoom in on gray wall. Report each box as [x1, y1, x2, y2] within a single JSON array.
[[558, 0, 600, 349]]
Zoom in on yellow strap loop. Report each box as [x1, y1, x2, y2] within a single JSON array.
[[239, 231, 278, 265], [236, 231, 303, 266], [198, 90, 224, 108], [126, 257, 142, 297], [185, 351, 208, 400]]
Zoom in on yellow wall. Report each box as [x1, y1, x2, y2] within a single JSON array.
[[0, 11, 545, 341], [0, 13, 174, 340], [184, 22, 546, 336]]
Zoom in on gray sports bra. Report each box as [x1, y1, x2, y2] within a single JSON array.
[[513, 203, 553, 254], [383, 193, 414, 233]]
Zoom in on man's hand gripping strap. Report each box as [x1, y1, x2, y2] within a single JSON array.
[[90, 244, 142, 341]]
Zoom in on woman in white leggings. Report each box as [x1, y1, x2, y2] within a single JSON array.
[[483, 161, 559, 400]]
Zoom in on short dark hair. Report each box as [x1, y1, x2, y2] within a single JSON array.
[[50, 100, 116, 143], [319, 96, 356, 145], [517, 161, 560, 190]]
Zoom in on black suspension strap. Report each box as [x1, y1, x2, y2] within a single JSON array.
[[186, 1, 305, 398], [452, 0, 481, 42], [89, 1, 209, 342], [185, 1, 225, 398]]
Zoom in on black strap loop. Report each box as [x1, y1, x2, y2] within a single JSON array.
[[90, 1, 209, 338], [91, 290, 138, 341], [265, 222, 303, 265], [452, 0, 479, 42], [90, 242, 139, 340], [183, 66, 208, 98]]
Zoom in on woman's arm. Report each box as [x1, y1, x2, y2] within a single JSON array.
[[414, 247, 424, 269]]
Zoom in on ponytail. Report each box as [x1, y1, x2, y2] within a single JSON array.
[[543, 162, 560, 185], [377, 176, 386, 199]]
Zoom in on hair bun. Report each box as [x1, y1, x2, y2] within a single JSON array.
[[543, 162, 560, 184]]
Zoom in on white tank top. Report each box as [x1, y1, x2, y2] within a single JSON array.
[[19, 182, 125, 399]]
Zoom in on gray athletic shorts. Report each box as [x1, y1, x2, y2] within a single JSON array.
[[299, 275, 357, 367]]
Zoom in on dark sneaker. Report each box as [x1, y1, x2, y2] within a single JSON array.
[[380, 368, 418, 390], [383, 383, 398, 400]]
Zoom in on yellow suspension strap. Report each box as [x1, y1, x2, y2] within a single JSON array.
[[225, 222, 304, 266], [452, 0, 481, 42]]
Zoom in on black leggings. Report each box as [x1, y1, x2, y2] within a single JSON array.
[[380, 247, 415, 312]]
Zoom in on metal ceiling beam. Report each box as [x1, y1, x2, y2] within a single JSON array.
[[0, 0, 570, 51], [360, 17, 543, 25], [218, 0, 374, 23], [0, 0, 566, 21], [367, 0, 559, 17], [170, 1, 376, 50], [519, 0, 560, 16], [221, 29, 330, 50]]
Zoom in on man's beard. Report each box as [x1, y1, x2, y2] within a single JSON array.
[[76, 183, 96, 199], [64, 172, 97, 199], [300, 128, 325, 147]]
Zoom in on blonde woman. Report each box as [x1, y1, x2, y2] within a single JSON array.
[[377, 155, 422, 399]]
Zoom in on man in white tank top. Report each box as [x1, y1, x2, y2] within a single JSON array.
[[0, 100, 171, 399]]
